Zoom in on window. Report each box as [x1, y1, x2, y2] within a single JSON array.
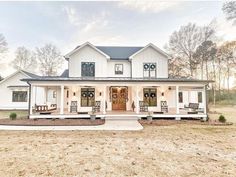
[[81, 88, 95, 107], [198, 92, 202, 103], [115, 64, 123, 75], [81, 62, 95, 77], [178, 92, 183, 103], [143, 88, 157, 106], [12, 91, 27, 102], [143, 63, 156, 78], [53, 91, 57, 98]]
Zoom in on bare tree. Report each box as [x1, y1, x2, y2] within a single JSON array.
[[0, 34, 8, 59], [36, 44, 64, 76], [13, 47, 36, 71], [167, 23, 215, 77], [222, 1, 236, 25], [218, 41, 236, 93]]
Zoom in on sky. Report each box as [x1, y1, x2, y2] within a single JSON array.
[[0, 1, 235, 76]]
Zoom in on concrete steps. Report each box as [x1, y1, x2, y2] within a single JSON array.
[[105, 116, 140, 120]]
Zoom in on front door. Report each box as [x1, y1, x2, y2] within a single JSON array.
[[112, 87, 127, 110]]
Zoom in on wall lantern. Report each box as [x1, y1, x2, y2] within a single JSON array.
[[161, 92, 164, 96]]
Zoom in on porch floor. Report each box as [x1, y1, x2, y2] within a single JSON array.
[[30, 109, 206, 119]]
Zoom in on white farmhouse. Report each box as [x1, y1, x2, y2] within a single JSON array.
[[1, 42, 212, 120]]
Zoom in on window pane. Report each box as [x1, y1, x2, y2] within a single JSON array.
[[143, 88, 157, 106], [198, 92, 202, 103], [143, 63, 156, 78], [81, 88, 95, 107], [115, 64, 123, 75], [81, 62, 95, 77], [12, 91, 27, 102]]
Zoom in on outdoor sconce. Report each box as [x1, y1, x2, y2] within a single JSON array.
[[73, 92, 76, 96], [161, 92, 164, 96], [99, 92, 102, 96], [168, 87, 171, 90]]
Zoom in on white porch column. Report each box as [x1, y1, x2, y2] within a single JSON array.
[[29, 85, 34, 115], [176, 85, 180, 114], [136, 86, 140, 114], [203, 85, 207, 114], [60, 85, 64, 115], [103, 86, 106, 114]]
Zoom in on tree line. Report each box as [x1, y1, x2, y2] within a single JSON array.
[[0, 34, 64, 77]]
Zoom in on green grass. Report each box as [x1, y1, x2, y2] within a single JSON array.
[[0, 110, 28, 119]]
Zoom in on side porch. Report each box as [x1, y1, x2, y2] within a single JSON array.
[[28, 81, 208, 120]]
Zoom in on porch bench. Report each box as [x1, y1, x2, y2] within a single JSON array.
[[35, 104, 57, 112]]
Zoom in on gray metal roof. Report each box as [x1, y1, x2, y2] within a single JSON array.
[[60, 69, 69, 78], [22, 70, 41, 78], [75, 45, 143, 60], [96, 46, 143, 60]]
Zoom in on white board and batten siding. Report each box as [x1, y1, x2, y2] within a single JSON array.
[[0, 72, 29, 110], [69, 45, 108, 77], [131, 46, 168, 78]]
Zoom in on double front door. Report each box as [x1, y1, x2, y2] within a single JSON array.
[[112, 87, 127, 110]]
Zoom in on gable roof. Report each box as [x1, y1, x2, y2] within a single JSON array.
[[96, 46, 143, 60], [65, 42, 169, 60], [0, 70, 40, 85], [129, 43, 169, 59], [65, 42, 110, 59]]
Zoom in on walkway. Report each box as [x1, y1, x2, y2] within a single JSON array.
[[0, 118, 143, 131]]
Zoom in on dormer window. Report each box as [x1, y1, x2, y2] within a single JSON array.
[[81, 62, 95, 77], [143, 63, 156, 78]]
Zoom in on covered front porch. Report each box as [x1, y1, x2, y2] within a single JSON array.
[[28, 81, 208, 120]]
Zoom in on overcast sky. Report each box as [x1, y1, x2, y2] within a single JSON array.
[[0, 1, 235, 76]]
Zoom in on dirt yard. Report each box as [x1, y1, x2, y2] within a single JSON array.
[[0, 123, 235, 177], [209, 105, 236, 123]]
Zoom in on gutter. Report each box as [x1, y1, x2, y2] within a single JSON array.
[[27, 81, 31, 119]]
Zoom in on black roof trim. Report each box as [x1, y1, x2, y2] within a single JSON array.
[[21, 77, 213, 83]]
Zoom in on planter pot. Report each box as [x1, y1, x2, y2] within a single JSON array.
[[147, 116, 153, 121], [90, 115, 96, 121]]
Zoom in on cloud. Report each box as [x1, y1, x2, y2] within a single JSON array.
[[118, 1, 183, 13], [216, 16, 236, 42]]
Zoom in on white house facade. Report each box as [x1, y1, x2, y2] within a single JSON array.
[[19, 42, 211, 120]]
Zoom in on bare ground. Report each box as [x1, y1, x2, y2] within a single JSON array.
[[0, 123, 235, 177]]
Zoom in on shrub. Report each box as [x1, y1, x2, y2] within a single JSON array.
[[219, 115, 226, 123], [9, 112, 17, 120]]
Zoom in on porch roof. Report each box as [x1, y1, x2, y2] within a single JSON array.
[[22, 77, 213, 84]]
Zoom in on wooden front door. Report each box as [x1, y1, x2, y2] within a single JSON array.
[[112, 87, 127, 110]]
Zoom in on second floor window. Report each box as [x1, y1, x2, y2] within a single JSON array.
[[143, 63, 156, 78], [81, 62, 95, 77], [115, 64, 123, 75]]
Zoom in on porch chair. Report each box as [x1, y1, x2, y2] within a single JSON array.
[[92, 101, 101, 113], [70, 101, 78, 113], [139, 101, 148, 112], [161, 101, 168, 113]]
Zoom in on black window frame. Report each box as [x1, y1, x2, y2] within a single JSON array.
[[143, 88, 157, 106], [12, 91, 27, 102], [81, 88, 95, 107], [198, 92, 202, 103], [114, 64, 123, 75], [143, 63, 156, 78], [178, 92, 183, 103], [81, 62, 95, 77]]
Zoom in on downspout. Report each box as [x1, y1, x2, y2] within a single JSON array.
[[27, 81, 31, 119]]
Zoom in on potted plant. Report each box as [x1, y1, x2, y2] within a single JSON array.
[[90, 109, 96, 121], [147, 111, 153, 121]]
